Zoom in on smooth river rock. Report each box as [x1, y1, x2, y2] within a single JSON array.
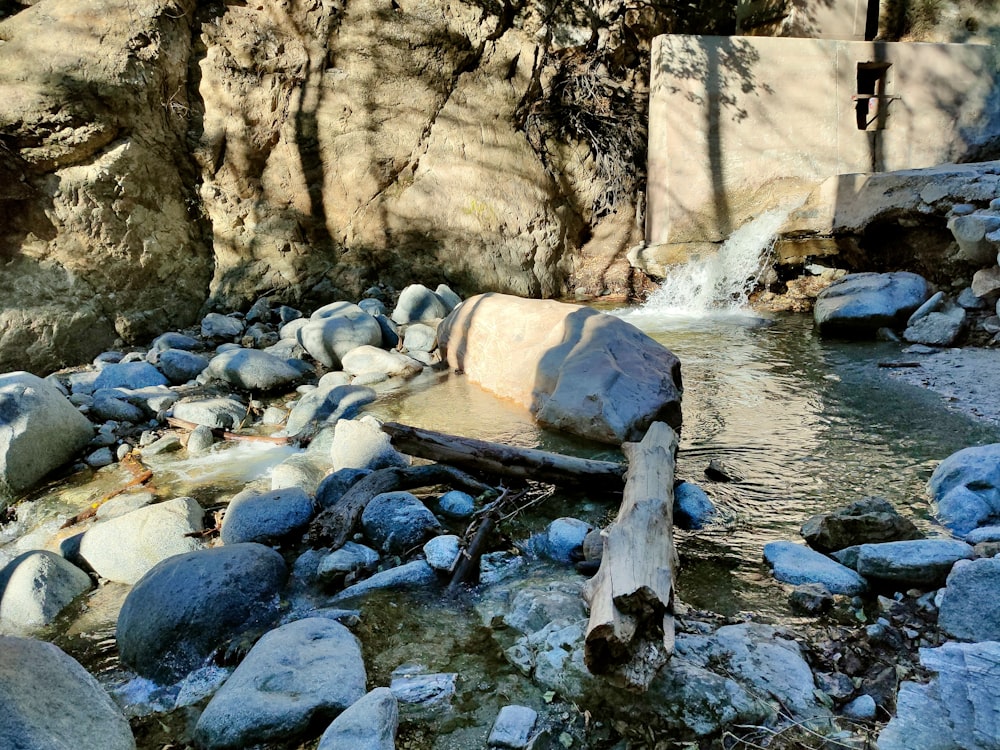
[[206, 348, 304, 391], [813, 272, 931, 338], [317, 687, 399, 750], [298, 303, 383, 369], [928, 443, 1000, 535], [762, 541, 868, 595], [855, 539, 975, 587], [0, 550, 92, 633], [0, 636, 135, 750], [437, 293, 683, 444], [800, 496, 921, 552], [220, 486, 315, 545]]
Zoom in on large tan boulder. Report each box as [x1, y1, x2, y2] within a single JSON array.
[[437, 293, 682, 444]]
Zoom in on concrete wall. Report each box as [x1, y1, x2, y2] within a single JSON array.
[[645, 35, 1000, 255]]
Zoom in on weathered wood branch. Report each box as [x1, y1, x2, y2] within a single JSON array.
[[582, 421, 679, 692], [305, 465, 494, 550], [381, 422, 625, 488]]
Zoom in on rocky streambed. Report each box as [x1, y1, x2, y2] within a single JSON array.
[[2, 280, 1000, 750]]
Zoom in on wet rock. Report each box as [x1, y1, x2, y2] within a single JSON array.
[[423, 535, 460, 571], [488, 705, 537, 749], [157, 349, 209, 384], [928, 443, 1000, 535], [543, 517, 592, 563], [316, 542, 380, 583], [193, 618, 366, 750], [391, 284, 449, 324], [855, 539, 975, 587], [878, 641, 1000, 750], [438, 293, 683, 444], [361, 491, 441, 554], [93, 361, 169, 391], [201, 313, 245, 340], [0, 372, 94, 501], [117, 543, 287, 683], [96, 491, 155, 521], [79, 497, 205, 584], [801, 497, 922, 552], [186, 424, 215, 454], [316, 468, 372, 510], [389, 663, 457, 718], [317, 687, 398, 750], [298, 303, 383, 369], [813, 272, 931, 338], [331, 417, 409, 472], [285, 384, 376, 437], [938, 557, 1000, 641], [0, 550, 92, 633], [341, 346, 423, 380], [674, 481, 716, 530], [436, 490, 475, 519], [501, 580, 587, 636], [142, 433, 183, 455], [207, 348, 304, 391], [220, 487, 315, 546], [332, 560, 436, 603], [0, 636, 135, 750], [270, 453, 326, 494], [172, 397, 247, 430], [763, 541, 868, 595]]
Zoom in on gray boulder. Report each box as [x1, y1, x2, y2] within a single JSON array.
[[317, 542, 380, 583], [172, 397, 247, 430], [928, 443, 1000, 535], [193, 617, 367, 750], [878, 641, 1000, 750], [220, 486, 315, 546], [96, 491, 155, 521], [340, 346, 423, 379], [435, 284, 462, 313], [285, 384, 376, 437], [298, 304, 382, 368], [317, 687, 399, 750], [93, 361, 169, 390], [391, 284, 449, 324], [201, 313, 245, 339], [800, 496, 922, 552], [79, 497, 205, 584], [855, 539, 975, 587], [938, 558, 1000, 642], [332, 560, 437, 603], [331, 417, 409, 472], [438, 294, 683, 444], [544, 517, 592, 563], [157, 349, 210, 384], [423, 535, 460, 571], [762, 541, 867, 595], [0, 637, 135, 750], [361, 491, 442, 554], [207, 348, 303, 391], [90, 390, 146, 423], [270, 452, 327, 494], [436, 490, 475, 519], [116, 543, 287, 683], [0, 550, 92, 633], [389, 663, 457, 718], [316, 468, 372, 509], [0, 372, 94, 501], [902, 302, 967, 346], [674, 481, 716, 530], [488, 705, 537, 749], [813, 272, 931, 338], [151, 332, 201, 351], [402, 323, 438, 353]]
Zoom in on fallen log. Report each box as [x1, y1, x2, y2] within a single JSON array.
[[583, 421, 679, 692], [306, 465, 494, 549], [381, 422, 625, 488]]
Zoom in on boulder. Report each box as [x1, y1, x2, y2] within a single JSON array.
[[423, 535, 460, 572], [90, 390, 147, 423], [800, 497, 922, 552], [93, 361, 169, 390], [340, 346, 423, 379], [157, 349, 210, 384], [543, 517, 592, 563], [201, 313, 245, 340], [151, 332, 201, 352], [488, 705, 537, 749], [361, 491, 441, 554], [193, 618, 367, 749], [401, 323, 438, 353], [0, 372, 94, 502], [331, 417, 409, 472], [0, 636, 135, 750], [762, 541, 868, 595], [285, 384, 376, 437], [316, 468, 372, 509], [171, 397, 248, 430], [206, 348, 303, 391], [928, 444, 1000, 535], [332, 560, 437, 603], [902, 302, 967, 347], [298, 304, 382, 368], [813, 272, 931, 338], [270, 453, 327, 494], [79, 497, 205, 584], [389, 664, 457, 718], [0, 550, 92, 633], [436, 490, 475, 519], [878, 641, 1000, 750], [437, 293, 683, 444], [855, 539, 975, 587], [938, 558, 1000, 642], [220, 486, 315, 546], [391, 284, 449, 324], [435, 284, 462, 314], [674, 481, 716, 530], [317, 687, 399, 750], [116, 543, 287, 683], [317, 542, 381, 583]]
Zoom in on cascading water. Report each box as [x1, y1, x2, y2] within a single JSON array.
[[624, 202, 802, 321]]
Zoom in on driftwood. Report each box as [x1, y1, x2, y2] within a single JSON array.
[[166, 417, 290, 445], [583, 421, 679, 692], [381, 422, 625, 488], [306, 465, 494, 549]]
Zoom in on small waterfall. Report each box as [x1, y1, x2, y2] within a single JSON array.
[[628, 203, 800, 320]]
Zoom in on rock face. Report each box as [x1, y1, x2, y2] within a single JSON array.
[[438, 293, 683, 444], [0, 636, 135, 750], [0, 372, 94, 503], [1, 0, 661, 372], [813, 272, 931, 338]]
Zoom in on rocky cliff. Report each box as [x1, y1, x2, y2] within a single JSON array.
[[1, 0, 722, 373]]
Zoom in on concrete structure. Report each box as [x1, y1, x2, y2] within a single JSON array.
[[644, 34, 1000, 265]]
